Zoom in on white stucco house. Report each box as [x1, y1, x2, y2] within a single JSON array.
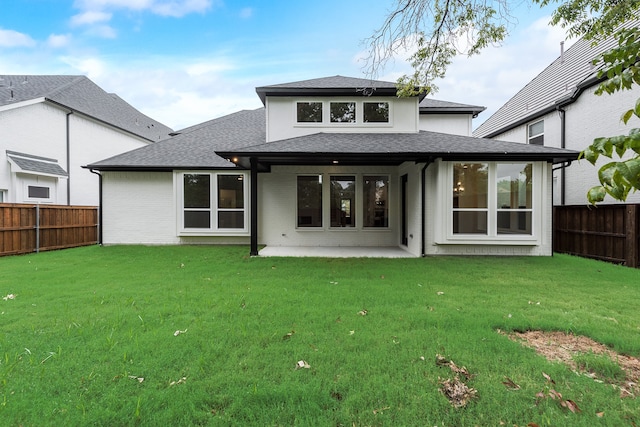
[[87, 75, 578, 257], [0, 75, 173, 206], [473, 20, 640, 205]]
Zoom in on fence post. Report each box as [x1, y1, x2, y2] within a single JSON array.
[[35, 204, 40, 253], [626, 205, 638, 268]]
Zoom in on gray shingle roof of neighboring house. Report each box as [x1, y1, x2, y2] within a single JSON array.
[[0, 75, 173, 142], [419, 98, 486, 116], [255, 75, 419, 104], [6, 150, 68, 177], [86, 108, 266, 170], [473, 18, 639, 138]]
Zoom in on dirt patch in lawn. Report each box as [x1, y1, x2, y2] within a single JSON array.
[[505, 330, 640, 398]]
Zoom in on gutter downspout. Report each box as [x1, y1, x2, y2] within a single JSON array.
[[66, 111, 73, 205], [557, 106, 567, 205], [89, 169, 102, 245], [421, 158, 434, 257], [250, 157, 259, 256]]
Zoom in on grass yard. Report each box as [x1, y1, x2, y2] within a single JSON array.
[[1, 245, 640, 426]]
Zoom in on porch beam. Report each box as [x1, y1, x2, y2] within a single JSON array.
[[250, 157, 259, 256]]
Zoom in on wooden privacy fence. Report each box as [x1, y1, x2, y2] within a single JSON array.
[[0, 203, 98, 256], [554, 204, 639, 268]]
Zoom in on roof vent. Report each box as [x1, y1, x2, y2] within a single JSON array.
[[560, 41, 565, 64]]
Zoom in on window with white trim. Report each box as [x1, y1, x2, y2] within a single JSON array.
[[452, 162, 534, 237], [296, 173, 390, 229], [528, 120, 544, 145], [179, 172, 248, 233]]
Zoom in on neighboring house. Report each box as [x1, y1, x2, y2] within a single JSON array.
[[87, 75, 578, 257], [473, 19, 640, 205], [0, 75, 173, 205]]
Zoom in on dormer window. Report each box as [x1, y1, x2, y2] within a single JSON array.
[[363, 102, 389, 123], [330, 102, 356, 123], [297, 102, 323, 122]]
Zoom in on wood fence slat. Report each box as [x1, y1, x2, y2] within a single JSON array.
[[0, 203, 98, 256], [554, 204, 640, 268]]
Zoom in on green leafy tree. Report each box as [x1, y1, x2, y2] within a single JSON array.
[[364, 0, 640, 202]]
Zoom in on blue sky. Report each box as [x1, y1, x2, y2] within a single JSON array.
[[1, 0, 572, 130]]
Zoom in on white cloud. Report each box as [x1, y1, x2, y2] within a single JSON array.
[[70, 10, 112, 26], [73, 0, 213, 17], [0, 28, 36, 47], [47, 34, 72, 48]]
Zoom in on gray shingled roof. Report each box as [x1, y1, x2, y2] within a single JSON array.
[[473, 19, 639, 138], [0, 75, 173, 141], [6, 151, 68, 177], [216, 130, 579, 167], [86, 108, 265, 170], [420, 98, 486, 115], [255, 75, 413, 104]]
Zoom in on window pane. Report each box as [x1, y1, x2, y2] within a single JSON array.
[[363, 102, 389, 123], [330, 176, 356, 227], [497, 211, 532, 234], [297, 102, 322, 123], [497, 164, 532, 209], [529, 135, 544, 145], [184, 211, 210, 228], [453, 211, 488, 234], [330, 102, 356, 123], [297, 176, 322, 227], [529, 121, 544, 137], [218, 211, 244, 229], [363, 175, 388, 227], [218, 175, 244, 209], [453, 163, 488, 208], [28, 186, 50, 199], [184, 174, 210, 208]]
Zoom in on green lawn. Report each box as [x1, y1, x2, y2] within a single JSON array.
[[1, 245, 639, 426]]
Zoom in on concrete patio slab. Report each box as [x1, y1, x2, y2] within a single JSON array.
[[258, 246, 416, 258]]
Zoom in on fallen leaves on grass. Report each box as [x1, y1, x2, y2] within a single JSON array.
[[436, 354, 477, 407], [282, 330, 295, 340], [295, 360, 310, 370], [357, 309, 368, 316], [436, 354, 474, 380], [502, 376, 520, 390], [2, 294, 16, 301], [169, 377, 187, 386], [505, 330, 640, 398], [535, 372, 581, 413], [129, 376, 144, 383], [373, 406, 390, 414], [439, 376, 477, 408], [173, 329, 187, 336]]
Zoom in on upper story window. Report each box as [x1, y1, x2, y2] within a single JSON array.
[[363, 102, 389, 123], [528, 120, 544, 145], [330, 102, 356, 123], [297, 102, 323, 123]]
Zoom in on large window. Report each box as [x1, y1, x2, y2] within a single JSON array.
[[497, 164, 532, 234], [452, 162, 533, 236], [528, 120, 544, 145], [297, 174, 390, 229], [453, 164, 488, 234], [297, 175, 323, 227], [330, 176, 356, 227], [180, 172, 247, 232], [363, 176, 388, 227]]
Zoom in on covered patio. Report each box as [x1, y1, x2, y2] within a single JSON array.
[[258, 246, 416, 258]]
